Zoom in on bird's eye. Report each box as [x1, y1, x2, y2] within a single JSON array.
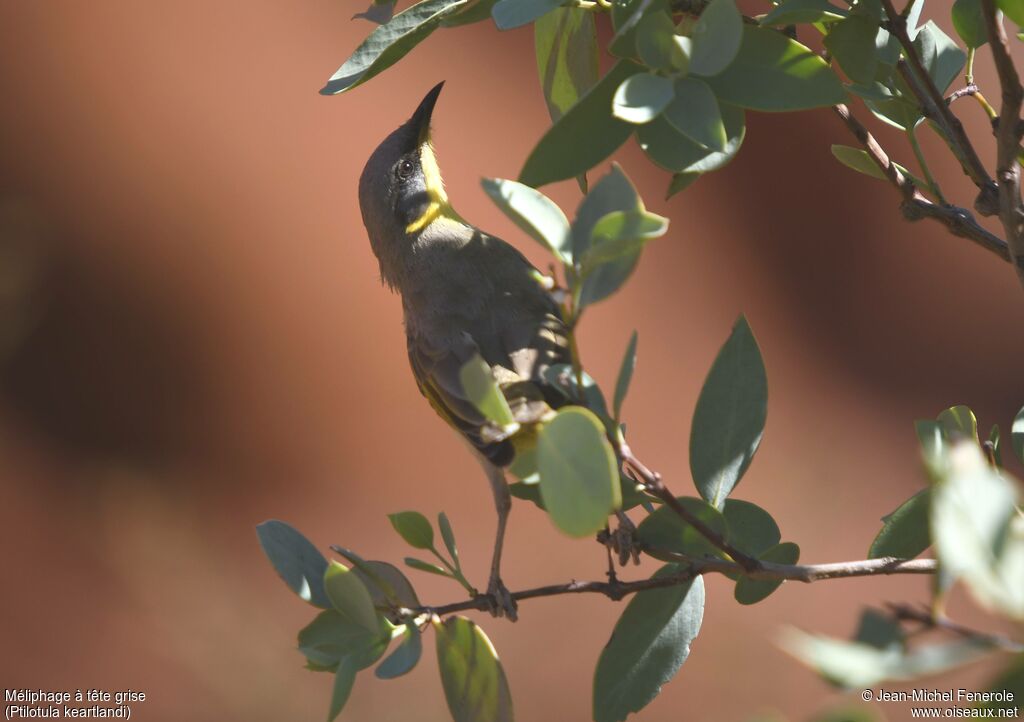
[[397, 159, 414, 180]]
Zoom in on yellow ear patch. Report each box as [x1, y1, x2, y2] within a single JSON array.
[[405, 140, 458, 234]]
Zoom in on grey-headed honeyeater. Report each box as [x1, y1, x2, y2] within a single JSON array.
[[358, 82, 572, 620]]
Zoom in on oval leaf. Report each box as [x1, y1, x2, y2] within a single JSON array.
[[538, 406, 621, 537], [690, 316, 767, 509], [613, 331, 639, 422], [761, 0, 848, 26], [689, 0, 743, 76], [952, 0, 990, 48], [376, 625, 423, 679], [868, 488, 932, 559], [324, 561, 381, 632], [328, 657, 359, 722], [663, 76, 727, 151], [438, 512, 460, 567], [482, 178, 571, 260], [593, 569, 705, 722], [704, 25, 846, 110], [256, 520, 331, 608], [520, 61, 641, 187], [459, 355, 517, 428], [1013, 405, 1024, 464], [734, 541, 799, 604], [535, 7, 599, 122], [637, 102, 745, 174], [388, 511, 435, 549], [582, 209, 668, 271], [635, 496, 728, 559], [320, 0, 468, 94], [435, 616, 514, 722], [298, 610, 391, 670], [571, 163, 641, 260], [613, 73, 675, 124], [492, 0, 563, 29], [723, 499, 780, 556]]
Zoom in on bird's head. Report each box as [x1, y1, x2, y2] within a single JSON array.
[[358, 81, 455, 288]]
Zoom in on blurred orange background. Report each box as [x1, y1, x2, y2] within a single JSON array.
[[1, 2, 1022, 721]]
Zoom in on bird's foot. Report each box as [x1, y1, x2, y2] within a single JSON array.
[[609, 512, 641, 566], [485, 576, 518, 622]]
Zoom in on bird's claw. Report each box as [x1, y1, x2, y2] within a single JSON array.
[[485, 577, 518, 622], [608, 514, 641, 566]]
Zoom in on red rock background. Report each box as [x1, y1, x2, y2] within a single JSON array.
[[0, 2, 1022, 721]]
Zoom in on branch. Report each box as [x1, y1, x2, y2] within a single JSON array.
[[833, 103, 1020, 266], [880, 0, 999, 214], [415, 556, 938, 617], [981, 0, 1024, 288], [887, 602, 1024, 653], [616, 443, 762, 571]]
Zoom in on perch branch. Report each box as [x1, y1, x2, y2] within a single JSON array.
[[981, 0, 1024, 287], [833, 103, 1021, 267], [415, 556, 938, 617]]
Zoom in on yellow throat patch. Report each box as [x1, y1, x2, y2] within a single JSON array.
[[405, 140, 456, 234]]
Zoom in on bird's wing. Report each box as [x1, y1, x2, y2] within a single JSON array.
[[407, 328, 516, 466]]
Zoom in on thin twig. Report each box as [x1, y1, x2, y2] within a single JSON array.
[[981, 0, 1024, 288], [880, 0, 999, 214], [833, 103, 1019, 266], [616, 442, 762, 571], [887, 602, 1024, 653], [415, 557, 938, 617]]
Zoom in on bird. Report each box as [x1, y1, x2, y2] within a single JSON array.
[[357, 81, 572, 620]]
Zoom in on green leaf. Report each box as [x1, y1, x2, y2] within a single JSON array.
[[999, 0, 1024, 26], [613, 73, 676, 124], [458, 355, 517, 428], [689, 0, 743, 76], [1013, 405, 1024, 464], [663, 77, 728, 151], [761, 0, 848, 26], [440, 0, 500, 26], [636, 10, 689, 70], [637, 101, 745, 173], [520, 61, 641, 187], [388, 511, 435, 550], [581, 209, 668, 272], [723, 499, 780, 556], [868, 488, 931, 559], [866, 94, 924, 131], [571, 163, 641, 261], [327, 657, 358, 722], [535, 7, 599, 123], [538, 406, 621, 537], [613, 331, 639, 421], [932, 441, 1024, 618], [491, 0, 562, 29], [913, 21, 967, 93], [937, 404, 979, 443], [781, 627, 994, 688], [666, 171, 702, 198], [353, 0, 396, 24], [734, 541, 799, 604], [853, 608, 903, 651], [704, 26, 846, 110], [952, 0, 990, 47], [635, 496, 728, 559], [438, 512, 460, 568], [376, 625, 423, 679], [342, 554, 421, 609], [915, 419, 946, 472], [829, 145, 928, 188], [593, 569, 705, 722], [481, 178, 571, 261], [256, 520, 331, 608], [824, 15, 879, 84], [298, 610, 391, 670], [320, 0, 468, 94], [509, 479, 546, 509], [690, 315, 768, 509], [435, 616, 514, 722], [404, 557, 451, 576], [324, 561, 381, 632]]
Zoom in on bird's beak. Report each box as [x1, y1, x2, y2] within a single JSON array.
[[408, 81, 445, 146]]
